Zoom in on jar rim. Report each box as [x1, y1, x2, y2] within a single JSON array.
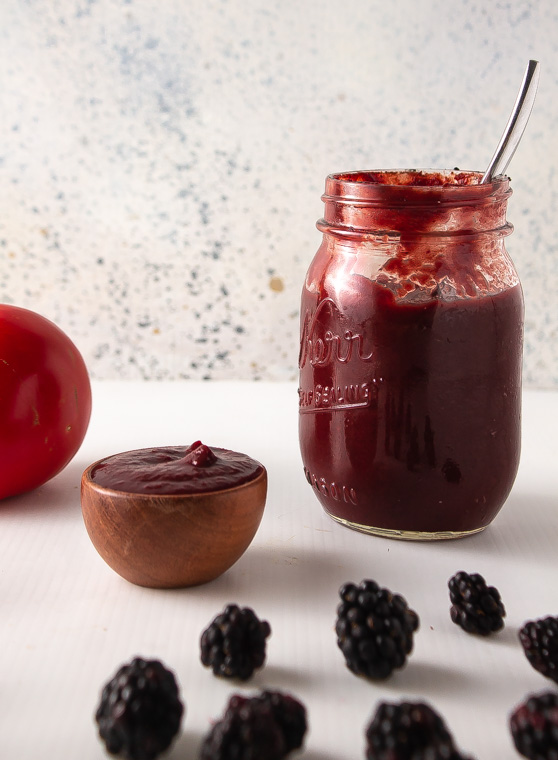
[[324, 169, 510, 207]]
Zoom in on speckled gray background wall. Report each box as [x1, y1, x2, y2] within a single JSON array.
[[1, 0, 557, 385]]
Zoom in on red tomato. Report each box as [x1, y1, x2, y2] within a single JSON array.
[[0, 305, 92, 500]]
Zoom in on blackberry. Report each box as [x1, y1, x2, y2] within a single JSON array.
[[365, 700, 471, 760], [200, 603, 271, 680], [510, 691, 558, 760], [200, 690, 307, 760], [519, 617, 558, 683], [258, 690, 308, 753], [95, 656, 184, 760], [448, 571, 505, 635], [335, 579, 420, 680]]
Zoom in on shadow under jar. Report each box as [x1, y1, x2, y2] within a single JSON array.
[[298, 170, 523, 539]]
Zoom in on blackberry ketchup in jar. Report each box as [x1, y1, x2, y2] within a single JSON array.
[[298, 170, 523, 539]]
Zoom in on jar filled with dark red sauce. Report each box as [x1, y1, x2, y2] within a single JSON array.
[[298, 169, 523, 539]]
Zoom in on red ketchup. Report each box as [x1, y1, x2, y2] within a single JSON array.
[[90, 441, 263, 495], [298, 170, 523, 538]]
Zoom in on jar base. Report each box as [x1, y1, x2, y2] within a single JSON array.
[[325, 510, 488, 541]]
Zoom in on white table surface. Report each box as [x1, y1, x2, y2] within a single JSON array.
[[2, 381, 558, 760]]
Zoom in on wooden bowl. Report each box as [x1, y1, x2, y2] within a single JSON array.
[[80, 456, 267, 589]]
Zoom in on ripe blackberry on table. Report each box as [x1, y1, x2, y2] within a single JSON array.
[[448, 571, 506, 635], [200, 603, 271, 680], [510, 691, 558, 760], [335, 579, 420, 680], [519, 616, 558, 683], [258, 690, 308, 754], [199, 690, 307, 760], [95, 656, 184, 760], [365, 700, 473, 760]]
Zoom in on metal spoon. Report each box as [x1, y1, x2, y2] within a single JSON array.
[[481, 59, 540, 183]]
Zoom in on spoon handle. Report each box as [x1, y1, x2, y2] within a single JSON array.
[[481, 59, 540, 184]]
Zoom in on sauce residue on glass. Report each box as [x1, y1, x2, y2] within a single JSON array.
[[90, 441, 264, 495], [333, 169, 480, 186]]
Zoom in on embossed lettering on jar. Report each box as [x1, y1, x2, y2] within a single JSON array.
[[298, 170, 523, 539]]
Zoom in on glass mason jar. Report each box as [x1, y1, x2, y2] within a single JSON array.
[[298, 170, 523, 539]]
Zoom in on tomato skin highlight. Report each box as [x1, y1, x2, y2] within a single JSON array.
[[0, 305, 92, 500]]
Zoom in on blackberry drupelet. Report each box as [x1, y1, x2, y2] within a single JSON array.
[[200, 603, 271, 680], [519, 616, 558, 683], [95, 656, 184, 760], [335, 579, 420, 680], [448, 571, 506, 635], [365, 700, 472, 760], [510, 691, 558, 760], [199, 690, 308, 760]]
